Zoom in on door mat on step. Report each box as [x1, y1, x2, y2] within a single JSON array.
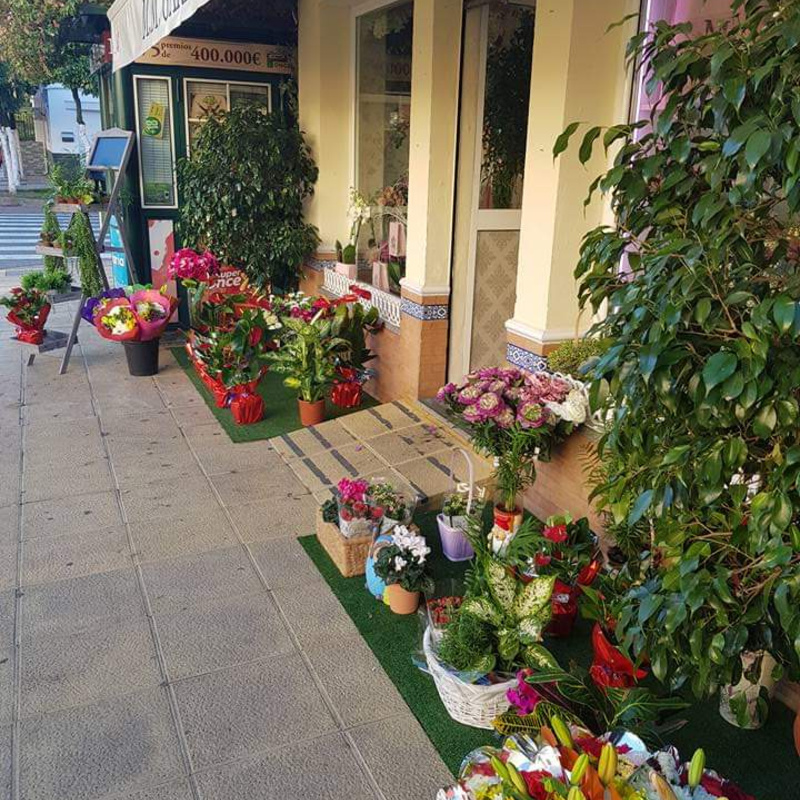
[[170, 346, 379, 443], [299, 511, 795, 796]]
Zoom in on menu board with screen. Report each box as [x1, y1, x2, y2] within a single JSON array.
[[89, 136, 130, 170]]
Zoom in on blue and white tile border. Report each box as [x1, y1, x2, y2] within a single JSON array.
[[306, 257, 336, 272], [400, 299, 449, 321], [506, 343, 549, 373]]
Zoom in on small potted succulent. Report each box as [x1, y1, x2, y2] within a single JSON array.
[[371, 481, 417, 534], [436, 493, 474, 562], [373, 525, 433, 615]]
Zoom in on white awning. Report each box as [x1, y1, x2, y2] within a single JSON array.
[[108, 0, 214, 72]]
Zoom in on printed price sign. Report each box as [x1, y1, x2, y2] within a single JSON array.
[[137, 37, 291, 75]]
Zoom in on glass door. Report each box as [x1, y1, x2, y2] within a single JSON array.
[[448, 1, 535, 379]]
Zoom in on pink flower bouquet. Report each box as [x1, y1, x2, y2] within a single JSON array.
[[335, 478, 384, 539], [437, 367, 590, 518]]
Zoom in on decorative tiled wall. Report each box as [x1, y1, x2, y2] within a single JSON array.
[[506, 343, 549, 373], [400, 299, 449, 321]]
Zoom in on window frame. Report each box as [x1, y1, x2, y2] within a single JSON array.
[[182, 77, 272, 156], [132, 74, 178, 210]]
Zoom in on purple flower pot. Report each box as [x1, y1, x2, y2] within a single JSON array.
[[437, 514, 474, 562]]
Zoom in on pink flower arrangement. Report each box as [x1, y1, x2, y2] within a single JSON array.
[[336, 478, 384, 523], [438, 367, 590, 512], [168, 248, 221, 283], [506, 668, 542, 715]]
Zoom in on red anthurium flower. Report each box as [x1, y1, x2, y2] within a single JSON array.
[[543, 524, 568, 544]]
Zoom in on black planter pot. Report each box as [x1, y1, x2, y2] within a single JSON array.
[[123, 339, 160, 376]]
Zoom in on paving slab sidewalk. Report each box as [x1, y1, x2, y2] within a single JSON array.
[[0, 296, 456, 800]]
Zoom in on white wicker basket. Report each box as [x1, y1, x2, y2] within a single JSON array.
[[423, 627, 514, 729]]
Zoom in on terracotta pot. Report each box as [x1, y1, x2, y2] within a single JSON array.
[[794, 710, 800, 757], [298, 398, 325, 427], [385, 583, 420, 615]]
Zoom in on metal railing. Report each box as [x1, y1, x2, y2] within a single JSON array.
[[15, 109, 35, 141]]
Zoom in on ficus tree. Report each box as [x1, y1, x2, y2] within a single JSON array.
[[556, 0, 800, 701], [177, 101, 320, 292]]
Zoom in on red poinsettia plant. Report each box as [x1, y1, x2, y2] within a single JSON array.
[[1, 287, 51, 344]]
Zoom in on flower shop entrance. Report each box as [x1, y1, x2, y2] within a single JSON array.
[[448, 1, 534, 381]]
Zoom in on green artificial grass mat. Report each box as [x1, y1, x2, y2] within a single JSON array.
[[299, 511, 797, 798], [170, 346, 379, 443]]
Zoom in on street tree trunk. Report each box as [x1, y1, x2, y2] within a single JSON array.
[[70, 87, 91, 157], [9, 124, 24, 180], [0, 128, 18, 194]]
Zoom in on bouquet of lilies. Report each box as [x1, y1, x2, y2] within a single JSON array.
[[437, 715, 754, 800], [86, 285, 176, 342]]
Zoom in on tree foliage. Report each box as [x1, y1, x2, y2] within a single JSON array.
[[558, 0, 800, 697], [0, 0, 96, 106], [177, 102, 320, 291]]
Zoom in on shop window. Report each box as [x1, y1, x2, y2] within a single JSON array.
[[134, 76, 176, 208], [479, 3, 535, 210], [354, 0, 413, 295], [185, 79, 270, 153]]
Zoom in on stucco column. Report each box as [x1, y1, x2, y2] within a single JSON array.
[[298, 0, 351, 256], [400, 0, 462, 399], [506, 0, 638, 371]]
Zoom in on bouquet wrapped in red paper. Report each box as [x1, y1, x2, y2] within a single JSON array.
[[88, 285, 176, 342], [1, 287, 52, 345]]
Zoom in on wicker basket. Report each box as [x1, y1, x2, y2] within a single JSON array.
[[423, 626, 514, 729], [316, 507, 373, 578]]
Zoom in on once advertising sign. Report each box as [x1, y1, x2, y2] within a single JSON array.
[[136, 37, 291, 74], [205, 268, 248, 295]]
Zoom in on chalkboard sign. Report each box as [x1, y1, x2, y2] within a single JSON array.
[[87, 131, 133, 171]]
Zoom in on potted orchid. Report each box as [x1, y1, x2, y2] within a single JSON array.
[[335, 188, 372, 280], [373, 525, 433, 614], [438, 367, 589, 551]]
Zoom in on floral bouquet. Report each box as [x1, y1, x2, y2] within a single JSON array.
[[87, 286, 176, 342], [1, 287, 51, 345], [437, 717, 755, 800], [335, 478, 383, 539], [370, 480, 418, 533], [438, 368, 590, 550]]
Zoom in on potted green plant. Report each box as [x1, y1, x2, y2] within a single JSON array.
[[555, 0, 800, 726], [370, 480, 417, 533], [373, 524, 433, 614], [267, 315, 348, 426], [49, 163, 96, 205], [546, 338, 609, 381], [177, 101, 319, 292], [329, 300, 381, 408]]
